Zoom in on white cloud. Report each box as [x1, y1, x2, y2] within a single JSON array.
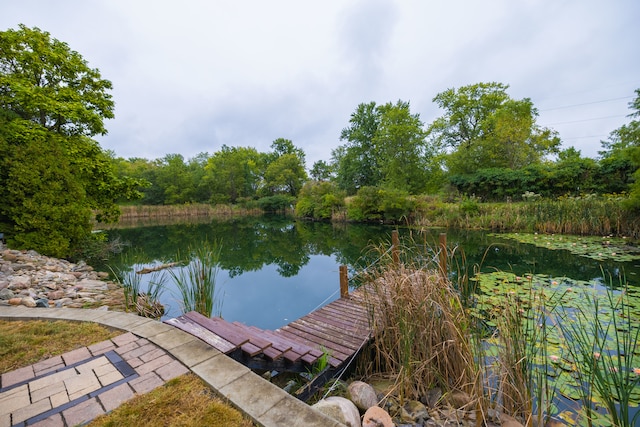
[[1, 0, 639, 165]]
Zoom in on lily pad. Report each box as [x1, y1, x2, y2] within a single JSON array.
[[489, 233, 640, 262]]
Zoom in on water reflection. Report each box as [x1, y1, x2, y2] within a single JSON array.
[[102, 216, 640, 329]]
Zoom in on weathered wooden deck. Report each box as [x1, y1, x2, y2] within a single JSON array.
[[164, 285, 373, 398]]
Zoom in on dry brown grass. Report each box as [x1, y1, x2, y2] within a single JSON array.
[[87, 373, 254, 427], [0, 320, 121, 373], [358, 263, 479, 404]]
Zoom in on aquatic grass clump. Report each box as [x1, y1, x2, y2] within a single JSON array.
[[168, 241, 223, 317], [556, 281, 640, 427], [359, 256, 478, 406], [472, 270, 640, 426], [487, 283, 561, 426], [109, 251, 166, 318]]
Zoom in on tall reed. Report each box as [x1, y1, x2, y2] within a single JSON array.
[[489, 285, 560, 426], [555, 281, 640, 427], [109, 253, 166, 318], [167, 241, 223, 317], [358, 242, 478, 407]]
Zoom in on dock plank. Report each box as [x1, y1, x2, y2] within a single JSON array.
[[164, 316, 236, 354], [184, 311, 250, 347]]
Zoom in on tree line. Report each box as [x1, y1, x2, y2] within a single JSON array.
[[110, 83, 639, 210], [1, 25, 638, 258]]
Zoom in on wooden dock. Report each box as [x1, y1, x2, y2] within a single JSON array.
[[165, 286, 372, 372]]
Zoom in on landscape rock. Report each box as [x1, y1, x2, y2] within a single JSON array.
[[404, 400, 429, 424], [362, 406, 394, 427], [313, 396, 361, 427], [445, 390, 471, 409], [0, 288, 15, 300], [9, 276, 31, 289], [0, 244, 122, 310], [35, 298, 49, 307], [347, 381, 379, 412], [21, 296, 36, 307], [500, 414, 525, 427]]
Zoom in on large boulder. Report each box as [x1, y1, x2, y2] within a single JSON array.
[[347, 381, 378, 412], [312, 396, 361, 427]]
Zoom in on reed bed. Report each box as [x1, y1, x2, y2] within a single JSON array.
[[108, 253, 166, 319], [167, 241, 223, 317], [414, 196, 640, 238], [355, 232, 640, 426], [358, 255, 479, 406], [117, 204, 264, 220]]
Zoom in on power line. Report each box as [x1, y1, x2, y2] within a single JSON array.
[[541, 114, 627, 126], [539, 96, 633, 112], [562, 134, 609, 141]]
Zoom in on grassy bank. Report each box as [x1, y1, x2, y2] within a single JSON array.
[[110, 194, 640, 239], [412, 195, 640, 239]]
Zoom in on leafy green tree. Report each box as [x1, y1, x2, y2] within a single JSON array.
[[549, 148, 599, 195], [374, 100, 429, 193], [152, 154, 193, 204], [333, 100, 434, 195], [204, 145, 263, 203], [0, 25, 141, 257], [261, 139, 307, 197], [263, 153, 307, 196], [0, 25, 114, 136], [427, 82, 560, 175], [601, 89, 640, 210], [310, 160, 333, 181], [333, 102, 383, 194], [599, 89, 640, 198], [295, 181, 345, 219]]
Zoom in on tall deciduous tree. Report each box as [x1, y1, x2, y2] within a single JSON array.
[[204, 145, 263, 203], [374, 100, 429, 193], [262, 139, 307, 197], [333, 102, 382, 194], [601, 88, 640, 210], [427, 82, 560, 175], [332, 100, 433, 194], [0, 25, 141, 257]]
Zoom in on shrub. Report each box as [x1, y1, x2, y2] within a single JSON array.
[[257, 195, 295, 212], [295, 181, 345, 220]]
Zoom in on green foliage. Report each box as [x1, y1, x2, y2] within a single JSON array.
[[0, 25, 114, 136], [263, 153, 307, 197], [333, 100, 434, 195], [295, 181, 345, 220], [428, 82, 560, 175], [204, 146, 263, 203], [257, 195, 295, 212], [0, 25, 141, 257], [309, 160, 333, 181], [347, 186, 414, 222], [1, 130, 90, 257]]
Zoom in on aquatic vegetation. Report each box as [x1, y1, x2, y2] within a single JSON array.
[[471, 270, 640, 425], [167, 241, 223, 318], [108, 251, 166, 318], [491, 232, 640, 262]]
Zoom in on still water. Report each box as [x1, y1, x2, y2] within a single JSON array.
[[101, 215, 640, 329]]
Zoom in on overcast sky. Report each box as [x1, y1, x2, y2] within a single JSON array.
[[2, 1, 639, 167]]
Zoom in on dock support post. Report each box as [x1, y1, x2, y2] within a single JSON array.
[[339, 265, 349, 298], [439, 233, 447, 279], [392, 230, 400, 265]]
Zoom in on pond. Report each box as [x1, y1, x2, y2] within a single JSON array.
[[99, 215, 640, 329], [99, 215, 640, 424]]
